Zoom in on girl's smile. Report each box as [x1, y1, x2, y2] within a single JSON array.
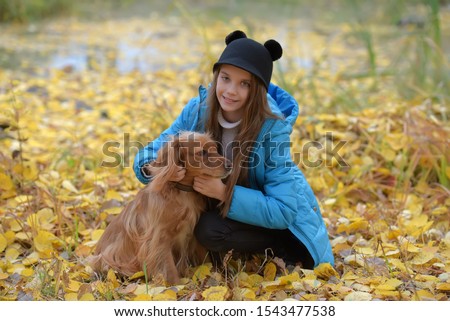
[[222, 96, 238, 104]]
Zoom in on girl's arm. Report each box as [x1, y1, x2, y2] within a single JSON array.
[[226, 121, 302, 229]]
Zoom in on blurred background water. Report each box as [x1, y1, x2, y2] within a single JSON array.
[[0, 1, 320, 73], [1, 0, 449, 109]]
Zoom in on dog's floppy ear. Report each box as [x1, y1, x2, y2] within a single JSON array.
[[151, 136, 182, 191]]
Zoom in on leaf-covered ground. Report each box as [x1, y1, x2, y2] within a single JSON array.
[[0, 13, 449, 301]]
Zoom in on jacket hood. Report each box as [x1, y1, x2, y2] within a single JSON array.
[[267, 83, 299, 126]]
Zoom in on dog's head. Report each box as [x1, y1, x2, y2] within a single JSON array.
[[150, 132, 232, 191]]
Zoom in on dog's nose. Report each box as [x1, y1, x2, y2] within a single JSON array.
[[224, 159, 232, 170]]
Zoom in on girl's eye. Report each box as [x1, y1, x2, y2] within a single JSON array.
[[221, 76, 229, 81], [241, 82, 250, 88]]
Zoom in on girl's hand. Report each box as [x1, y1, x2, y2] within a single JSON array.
[[193, 175, 226, 201]]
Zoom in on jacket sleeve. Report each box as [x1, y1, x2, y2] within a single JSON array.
[[133, 96, 201, 184], [226, 121, 299, 229]]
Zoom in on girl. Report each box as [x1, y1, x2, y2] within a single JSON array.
[[133, 30, 334, 269]]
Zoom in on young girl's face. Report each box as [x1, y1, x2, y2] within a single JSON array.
[[216, 64, 251, 122]]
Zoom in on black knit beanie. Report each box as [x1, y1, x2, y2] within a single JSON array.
[[213, 30, 283, 90]]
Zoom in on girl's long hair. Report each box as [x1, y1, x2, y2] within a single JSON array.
[[206, 68, 279, 216]]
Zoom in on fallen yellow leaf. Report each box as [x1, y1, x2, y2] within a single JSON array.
[[20, 268, 34, 277], [431, 206, 448, 216], [5, 248, 20, 260], [8, 219, 22, 232], [376, 278, 403, 291], [239, 288, 256, 300], [264, 262, 277, 281], [27, 208, 55, 230], [202, 286, 229, 301], [279, 272, 301, 285], [22, 252, 40, 265], [3, 231, 15, 244], [247, 273, 264, 287], [414, 290, 435, 300], [300, 293, 318, 300], [337, 218, 368, 234], [33, 230, 58, 252], [374, 289, 399, 297], [153, 289, 177, 301], [386, 133, 409, 151], [314, 262, 339, 280], [105, 190, 123, 201], [193, 264, 211, 283], [103, 207, 123, 215], [79, 293, 95, 301], [345, 291, 372, 301], [107, 269, 119, 288], [91, 229, 104, 241], [133, 294, 152, 301], [21, 162, 39, 180], [62, 180, 79, 193], [64, 293, 78, 301], [354, 246, 375, 255], [67, 280, 82, 292], [129, 271, 145, 280], [0, 234, 7, 253], [399, 239, 421, 253], [342, 271, 359, 280], [411, 251, 436, 265], [405, 194, 423, 216], [0, 172, 14, 191], [436, 283, 450, 291], [74, 244, 92, 257], [387, 259, 405, 273]]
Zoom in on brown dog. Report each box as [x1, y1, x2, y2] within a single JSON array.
[[90, 131, 231, 284]]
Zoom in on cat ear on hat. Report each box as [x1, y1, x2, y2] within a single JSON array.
[[264, 39, 283, 61], [225, 30, 247, 45]]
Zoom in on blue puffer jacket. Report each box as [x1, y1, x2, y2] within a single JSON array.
[[134, 83, 334, 266]]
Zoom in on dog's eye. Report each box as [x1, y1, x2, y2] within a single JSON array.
[[196, 150, 207, 157]]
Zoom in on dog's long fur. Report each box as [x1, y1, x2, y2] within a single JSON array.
[[90, 132, 231, 284]]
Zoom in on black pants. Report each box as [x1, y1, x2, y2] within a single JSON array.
[[194, 208, 315, 269]]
